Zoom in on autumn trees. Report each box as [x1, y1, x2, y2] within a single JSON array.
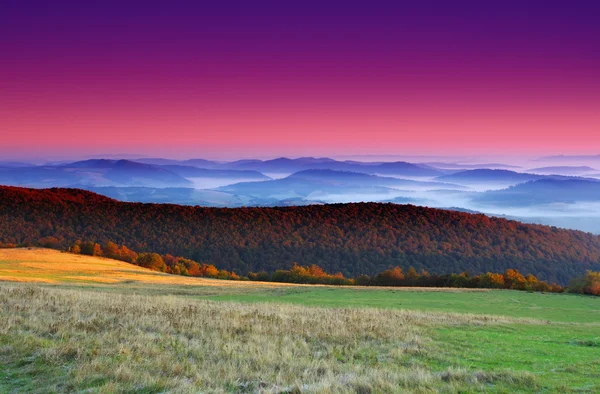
[[311, 266, 562, 292], [269, 263, 353, 285], [23, 235, 571, 293], [63, 239, 241, 280], [2, 185, 600, 285], [568, 271, 600, 296]]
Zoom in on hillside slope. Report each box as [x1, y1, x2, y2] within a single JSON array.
[[0, 248, 285, 288], [1, 186, 600, 284]]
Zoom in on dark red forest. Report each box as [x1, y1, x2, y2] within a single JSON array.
[[1, 186, 600, 285]]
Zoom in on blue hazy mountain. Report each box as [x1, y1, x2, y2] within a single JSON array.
[[0, 160, 192, 188], [0, 161, 33, 168], [474, 179, 600, 206], [286, 169, 464, 189], [423, 162, 521, 170], [219, 157, 339, 173], [82, 186, 257, 207], [63, 160, 192, 187], [0, 166, 84, 187], [111, 156, 447, 176], [527, 166, 596, 175], [134, 158, 222, 168], [219, 157, 444, 176], [217, 169, 465, 201], [159, 165, 270, 181], [436, 169, 544, 184], [133, 158, 187, 166], [181, 159, 222, 168], [536, 154, 600, 162]]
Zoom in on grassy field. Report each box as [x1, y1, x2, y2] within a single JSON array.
[[1, 248, 599, 393]]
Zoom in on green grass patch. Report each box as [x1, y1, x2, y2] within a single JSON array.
[[204, 286, 600, 323], [431, 324, 600, 392]]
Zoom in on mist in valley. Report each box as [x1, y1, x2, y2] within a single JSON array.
[[2, 155, 600, 233]]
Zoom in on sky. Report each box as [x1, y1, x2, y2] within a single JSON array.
[[1, 1, 599, 160]]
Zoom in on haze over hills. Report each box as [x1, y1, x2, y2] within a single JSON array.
[[0, 159, 193, 188], [82, 187, 253, 207], [434, 169, 596, 190], [211, 157, 445, 177], [135, 158, 222, 168], [526, 166, 597, 175], [435, 169, 544, 187], [286, 170, 465, 190], [474, 179, 600, 206], [2, 185, 600, 285], [218, 170, 467, 202], [0, 159, 268, 189], [419, 162, 521, 170], [2, 156, 600, 232], [536, 154, 600, 162], [0, 161, 32, 168]]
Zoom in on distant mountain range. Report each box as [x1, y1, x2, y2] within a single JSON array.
[[0, 159, 270, 188], [536, 154, 600, 161], [159, 165, 270, 181], [135, 158, 222, 168], [82, 187, 253, 207], [436, 169, 544, 184], [217, 169, 466, 201], [420, 162, 521, 170], [3, 156, 600, 234], [527, 166, 597, 175], [435, 169, 595, 188], [474, 178, 600, 206], [127, 157, 446, 177], [0, 161, 32, 168], [215, 157, 445, 177], [0, 160, 192, 188]]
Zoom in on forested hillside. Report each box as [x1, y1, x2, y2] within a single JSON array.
[[1, 186, 600, 284]]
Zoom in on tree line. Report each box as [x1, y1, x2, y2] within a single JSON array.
[[28, 237, 570, 293], [567, 271, 600, 296], [63, 239, 243, 281], [2, 186, 600, 285]]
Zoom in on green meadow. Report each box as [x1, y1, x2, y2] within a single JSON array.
[[1, 249, 599, 393]]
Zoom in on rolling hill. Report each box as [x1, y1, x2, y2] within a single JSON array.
[[536, 154, 600, 162], [81, 186, 253, 206], [134, 157, 222, 168], [421, 162, 521, 170], [217, 169, 466, 200], [219, 157, 444, 177], [159, 165, 270, 181], [0, 247, 288, 288], [436, 169, 543, 185], [474, 178, 600, 206], [527, 166, 596, 175], [1, 186, 600, 284], [0, 159, 193, 188]]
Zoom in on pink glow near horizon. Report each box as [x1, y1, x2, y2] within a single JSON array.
[[2, 2, 599, 159]]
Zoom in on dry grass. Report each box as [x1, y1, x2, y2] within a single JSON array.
[[0, 283, 536, 393]]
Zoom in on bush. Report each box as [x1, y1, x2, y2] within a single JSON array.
[[568, 271, 600, 296]]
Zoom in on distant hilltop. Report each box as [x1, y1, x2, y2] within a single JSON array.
[[1, 185, 600, 285]]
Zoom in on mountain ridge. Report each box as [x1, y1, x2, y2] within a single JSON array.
[[1, 185, 599, 284]]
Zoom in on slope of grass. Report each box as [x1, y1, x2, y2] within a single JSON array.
[[0, 248, 294, 290], [1, 248, 599, 392]]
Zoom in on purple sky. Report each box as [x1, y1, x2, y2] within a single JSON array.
[[2, 1, 599, 159]]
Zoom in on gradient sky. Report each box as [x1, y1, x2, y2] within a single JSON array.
[[1, 1, 599, 159]]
